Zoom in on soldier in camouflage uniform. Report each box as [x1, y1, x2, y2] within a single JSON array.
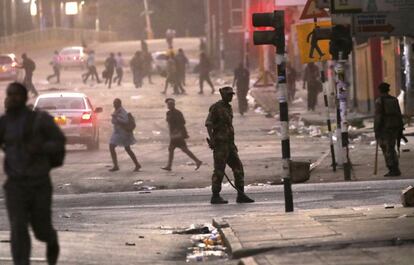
[[374, 82, 403, 177], [205, 86, 254, 204]]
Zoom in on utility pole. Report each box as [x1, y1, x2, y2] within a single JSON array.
[[142, 0, 153, 39], [218, 0, 224, 72], [2, 0, 8, 37], [252, 10, 294, 212]]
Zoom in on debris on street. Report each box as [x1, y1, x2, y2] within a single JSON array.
[[185, 225, 228, 262], [125, 242, 136, 246], [173, 224, 211, 235]]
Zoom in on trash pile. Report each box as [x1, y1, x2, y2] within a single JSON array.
[[178, 224, 228, 262]]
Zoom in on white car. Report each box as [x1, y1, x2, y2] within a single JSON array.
[[59, 46, 86, 69], [34, 92, 102, 150], [0, 53, 23, 81], [152, 51, 199, 75]]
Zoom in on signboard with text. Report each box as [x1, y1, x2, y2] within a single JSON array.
[[353, 11, 414, 37], [331, 0, 414, 14]]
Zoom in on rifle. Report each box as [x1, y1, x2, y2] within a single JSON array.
[[205, 137, 249, 196]]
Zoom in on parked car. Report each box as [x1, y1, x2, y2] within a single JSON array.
[[58, 46, 86, 69], [152, 51, 198, 75], [0, 53, 23, 81], [33, 92, 102, 150]]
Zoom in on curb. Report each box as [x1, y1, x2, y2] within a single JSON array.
[[213, 218, 276, 259]]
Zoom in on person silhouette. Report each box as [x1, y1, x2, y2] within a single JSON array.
[[307, 25, 325, 59]]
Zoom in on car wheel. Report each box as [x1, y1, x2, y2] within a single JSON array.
[[86, 130, 100, 151]]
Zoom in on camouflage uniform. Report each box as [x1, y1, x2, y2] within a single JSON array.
[[205, 100, 244, 195], [374, 94, 403, 175]]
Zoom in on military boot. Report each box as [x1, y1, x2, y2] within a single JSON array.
[[235, 184, 255, 203], [210, 194, 228, 204], [237, 193, 255, 203], [384, 166, 401, 177]]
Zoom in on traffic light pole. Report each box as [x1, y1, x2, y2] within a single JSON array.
[[277, 52, 294, 212], [334, 52, 351, 180], [320, 62, 336, 171], [252, 10, 293, 212]]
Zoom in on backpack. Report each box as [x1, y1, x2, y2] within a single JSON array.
[[123, 113, 136, 133]]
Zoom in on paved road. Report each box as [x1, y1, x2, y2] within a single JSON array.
[[0, 179, 411, 264], [0, 40, 329, 196]]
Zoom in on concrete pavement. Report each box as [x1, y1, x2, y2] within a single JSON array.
[[213, 205, 414, 264]]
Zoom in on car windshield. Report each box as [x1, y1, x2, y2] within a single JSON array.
[[36, 97, 86, 110], [60, 49, 81, 55], [0, 56, 12, 64]]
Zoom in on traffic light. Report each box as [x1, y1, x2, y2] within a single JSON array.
[[329, 25, 353, 60], [252, 11, 285, 54]]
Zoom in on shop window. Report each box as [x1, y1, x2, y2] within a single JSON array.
[[230, 0, 244, 29]]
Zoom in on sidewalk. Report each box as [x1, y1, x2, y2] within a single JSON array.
[[213, 206, 414, 264]]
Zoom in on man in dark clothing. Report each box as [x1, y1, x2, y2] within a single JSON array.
[[82, 50, 101, 84], [303, 62, 322, 111], [20, 53, 38, 97], [198, 52, 215, 94], [130, 51, 143, 88], [113, 52, 124, 86], [205, 86, 254, 204], [162, 54, 185, 95], [287, 62, 297, 103], [161, 98, 202, 171], [175, 49, 189, 86], [104, 53, 117, 89], [46, 50, 61, 84], [374, 82, 404, 177], [233, 63, 250, 116], [142, 50, 154, 84], [0, 82, 66, 265]]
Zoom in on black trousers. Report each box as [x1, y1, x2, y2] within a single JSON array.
[[47, 66, 60, 83], [4, 179, 59, 265], [113, 68, 123, 85]]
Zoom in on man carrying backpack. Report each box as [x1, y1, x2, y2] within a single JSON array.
[[109, 98, 141, 172], [20, 53, 38, 97], [0, 82, 66, 265]]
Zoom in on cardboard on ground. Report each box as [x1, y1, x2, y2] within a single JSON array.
[[297, 21, 332, 64]]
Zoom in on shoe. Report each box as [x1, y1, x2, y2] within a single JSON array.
[[161, 166, 172, 171], [211, 89, 215, 94], [210, 195, 228, 204], [236, 194, 255, 203], [161, 91, 166, 94], [109, 166, 119, 172], [198, 91, 204, 95], [133, 164, 141, 172], [195, 160, 202, 170], [384, 171, 401, 177]]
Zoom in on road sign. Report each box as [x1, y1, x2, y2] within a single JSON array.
[[331, 0, 414, 14], [316, 0, 330, 9], [353, 12, 414, 37], [296, 21, 332, 64], [300, 0, 330, 20]]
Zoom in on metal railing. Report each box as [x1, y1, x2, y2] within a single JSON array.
[[0, 28, 118, 53]]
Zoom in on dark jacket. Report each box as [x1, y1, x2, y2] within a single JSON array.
[[166, 108, 188, 139], [205, 100, 234, 143], [374, 94, 404, 136], [0, 108, 66, 184], [105, 57, 117, 73]]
